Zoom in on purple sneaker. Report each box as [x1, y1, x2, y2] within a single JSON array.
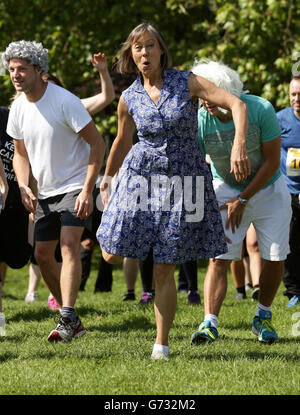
[[139, 291, 154, 305], [188, 290, 201, 305]]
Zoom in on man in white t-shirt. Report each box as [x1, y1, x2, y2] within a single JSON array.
[[2, 40, 106, 343]]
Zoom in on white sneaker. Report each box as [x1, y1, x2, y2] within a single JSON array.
[[25, 293, 38, 303], [151, 350, 169, 361]]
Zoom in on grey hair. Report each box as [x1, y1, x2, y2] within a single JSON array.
[[2, 40, 49, 74], [191, 59, 248, 113], [191, 58, 248, 97]]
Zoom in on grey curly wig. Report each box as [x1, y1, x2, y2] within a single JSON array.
[[2, 40, 49, 74]]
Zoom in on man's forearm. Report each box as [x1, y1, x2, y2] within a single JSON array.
[[239, 160, 279, 201], [82, 140, 105, 193], [13, 152, 31, 188]]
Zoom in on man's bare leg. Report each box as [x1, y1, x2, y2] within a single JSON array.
[[191, 258, 230, 344], [60, 226, 84, 308]]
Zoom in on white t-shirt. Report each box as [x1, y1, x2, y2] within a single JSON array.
[[7, 82, 92, 199]]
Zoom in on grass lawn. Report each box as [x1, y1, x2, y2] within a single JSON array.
[[0, 247, 299, 398]]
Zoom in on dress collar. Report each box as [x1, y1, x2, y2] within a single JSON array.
[[133, 69, 172, 109]]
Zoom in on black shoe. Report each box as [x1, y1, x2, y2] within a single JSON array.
[[251, 286, 260, 301], [123, 292, 135, 301], [94, 287, 112, 293]]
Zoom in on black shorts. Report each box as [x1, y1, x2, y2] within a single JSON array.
[[35, 190, 92, 242], [0, 206, 32, 268]]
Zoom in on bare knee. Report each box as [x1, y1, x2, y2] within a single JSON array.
[[35, 245, 55, 265], [247, 240, 259, 253], [154, 264, 176, 287], [208, 258, 230, 275], [61, 240, 81, 260]]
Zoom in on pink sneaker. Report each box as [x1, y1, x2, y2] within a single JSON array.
[[47, 297, 60, 311]]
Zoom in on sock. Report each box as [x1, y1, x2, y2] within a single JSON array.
[[256, 302, 271, 317], [237, 286, 246, 295], [204, 314, 218, 329], [127, 289, 134, 294], [253, 284, 259, 289], [153, 344, 169, 356], [61, 306, 77, 322]]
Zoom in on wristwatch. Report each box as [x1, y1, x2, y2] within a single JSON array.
[[237, 194, 248, 205]]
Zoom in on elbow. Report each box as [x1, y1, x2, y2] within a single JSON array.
[[98, 135, 106, 162], [100, 136, 106, 154], [274, 159, 280, 172], [233, 99, 247, 114], [108, 90, 116, 105], [267, 158, 280, 176], [103, 89, 116, 107], [239, 100, 247, 114], [90, 133, 106, 163]]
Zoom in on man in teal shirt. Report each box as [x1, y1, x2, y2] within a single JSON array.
[[190, 60, 292, 344]]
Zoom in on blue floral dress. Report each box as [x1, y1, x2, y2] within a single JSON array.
[[97, 69, 227, 263]]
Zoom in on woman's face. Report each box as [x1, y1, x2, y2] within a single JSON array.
[[131, 31, 163, 77]]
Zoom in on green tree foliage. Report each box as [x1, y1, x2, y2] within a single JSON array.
[[194, 0, 300, 109], [0, 0, 213, 141], [0, 0, 299, 144]]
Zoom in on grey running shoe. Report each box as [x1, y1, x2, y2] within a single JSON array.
[[48, 316, 86, 343], [235, 292, 246, 300]]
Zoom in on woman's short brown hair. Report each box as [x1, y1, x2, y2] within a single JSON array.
[[116, 22, 172, 74]]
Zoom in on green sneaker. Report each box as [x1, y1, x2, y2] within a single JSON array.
[[252, 310, 278, 344], [191, 320, 218, 345]]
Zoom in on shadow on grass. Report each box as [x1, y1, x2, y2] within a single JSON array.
[[0, 351, 19, 362], [7, 308, 56, 323], [222, 322, 253, 330], [7, 305, 114, 323], [2, 293, 19, 300], [89, 314, 155, 333], [185, 349, 300, 362]]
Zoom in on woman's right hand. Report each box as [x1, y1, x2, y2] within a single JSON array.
[[91, 52, 108, 74]]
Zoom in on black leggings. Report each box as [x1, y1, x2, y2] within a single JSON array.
[[139, 248, 198, 292]]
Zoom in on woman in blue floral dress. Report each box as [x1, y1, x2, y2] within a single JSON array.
[[97, 22, 250, 360]]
